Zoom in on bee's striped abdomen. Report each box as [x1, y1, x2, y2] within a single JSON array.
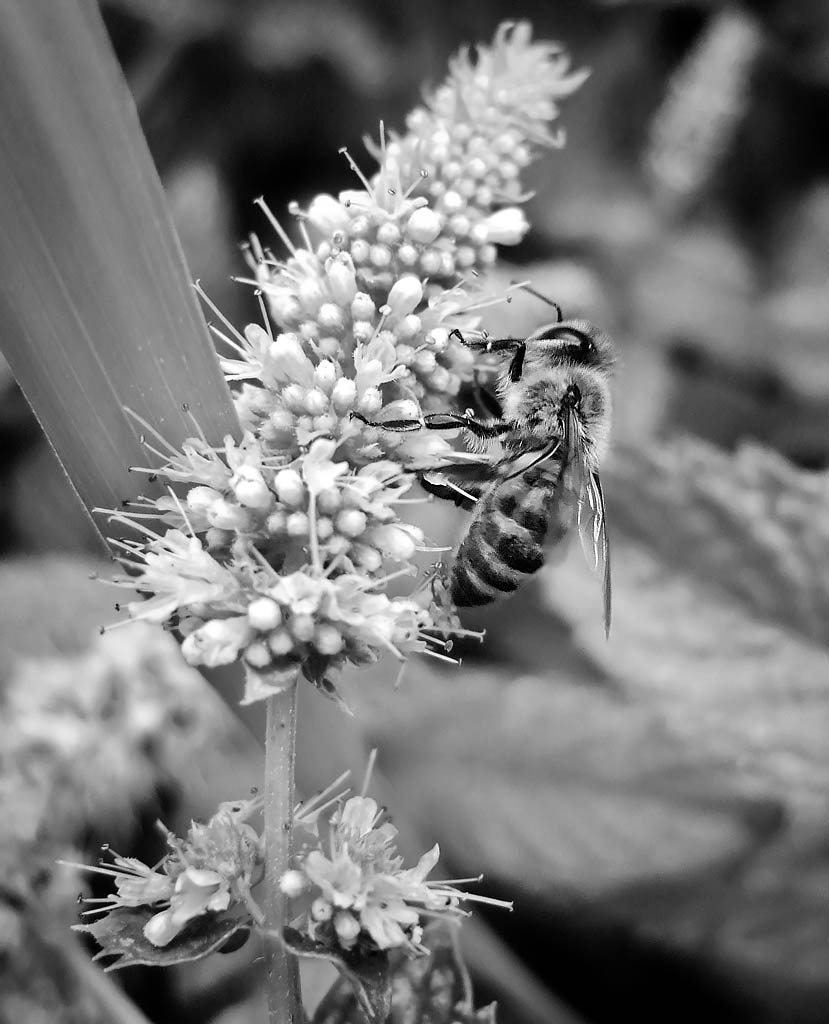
[[450, 465, 570, 607]]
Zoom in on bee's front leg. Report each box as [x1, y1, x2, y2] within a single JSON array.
[[449, 329, 526, 383]]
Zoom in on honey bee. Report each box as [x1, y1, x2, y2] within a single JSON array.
[[354, 292, 615, 635]]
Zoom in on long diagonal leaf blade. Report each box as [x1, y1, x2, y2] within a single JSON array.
[[0, 0, 238, 545]]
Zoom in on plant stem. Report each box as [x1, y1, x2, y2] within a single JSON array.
[[262, 678, 302, 1024]]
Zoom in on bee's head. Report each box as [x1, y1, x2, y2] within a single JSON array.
[[530, 319, 615, 372]]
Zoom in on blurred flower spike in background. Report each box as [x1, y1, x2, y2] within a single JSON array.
[[105, 21, 588, 707]]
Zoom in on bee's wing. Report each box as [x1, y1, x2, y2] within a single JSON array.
[[565, 408, 612, 637], [499, 437, 565, 483], [580, 471, 612, 637]]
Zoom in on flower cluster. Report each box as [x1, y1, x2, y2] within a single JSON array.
[[70, 796, 264, 948], [69, 766, 508, 955], [282, 790, 511, 955], [109, 22, 585, 703]]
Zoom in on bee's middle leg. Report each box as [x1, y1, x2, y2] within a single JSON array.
[[422, 413, 510, 439]]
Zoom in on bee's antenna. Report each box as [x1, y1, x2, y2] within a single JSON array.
[[514, 282, 563, 323]]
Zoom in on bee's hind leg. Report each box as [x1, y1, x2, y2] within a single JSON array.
[[352, 409, 509, 440], [350, 412, 423, 432]]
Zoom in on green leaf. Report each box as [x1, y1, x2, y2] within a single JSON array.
[[285, 927, 391, 1023], [311, 924, 496, 1024], [75, 906, 249, 970], [0, 0, 238, 547], [338, 439, 829, 993]]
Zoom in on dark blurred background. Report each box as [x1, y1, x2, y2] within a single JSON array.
[[3, 2, 829, 1022]]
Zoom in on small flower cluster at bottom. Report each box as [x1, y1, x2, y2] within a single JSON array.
[[66, 767, 509, 957]]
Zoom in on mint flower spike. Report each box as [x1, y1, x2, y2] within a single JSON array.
[[100, 21, 584, 707], [281, 765, 512, 956]]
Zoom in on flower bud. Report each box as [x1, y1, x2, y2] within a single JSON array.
[[350, 292, 375, 321], [369, 244, 392, 269], [317, 302, 345, 333], [414, 349, 437, 374], [449, 214, 471, 237], [350, 239, 370, 264], [248, 597, 282, 631], [395, 314, 421, 341], [334, 912, 361, 947], [456, 245, 477, 268], [244, 642, 272, 668], [314, 360, 339, 394], [357, 388, 383, 415], [483, 207, 528, 244], [420, 249, 442, 276], [428, 365, 450, 392], [325, 252, 357, 305], [269, 334, 314, 386], [232, 465, 272, 510], [442, 190, 464, 213], [386, 275, 423, 318], [303, 388, 329, 416], [268, 628, 295, 656], [317, 487, 341, 514], [298, 279, 325, 316], [286, 512, 309, 537], [336, 509, 368, 538], [313, 623, 343, 655], [376, 221, 401, 246], [406, 207, 442, 244], [331, 377, 357, 414], [270, 408, 296, 434], [311, 897, 333, 922], [397, 244, 418, 267], [289, 614, 315, 643], [281, 384, 308, 414], [351, 320, 375, 344], [274, 469, 305, 507], [307, 194, 351, 234]]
